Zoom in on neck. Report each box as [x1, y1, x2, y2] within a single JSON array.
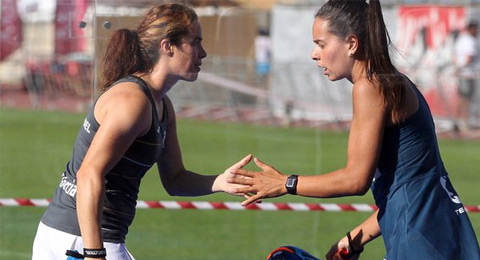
[[349, 60, 369, 84], [138, 70, 178, 101]]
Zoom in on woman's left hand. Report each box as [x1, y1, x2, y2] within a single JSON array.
[[325, 234, 362, 260], [228, 157, 288, 206]]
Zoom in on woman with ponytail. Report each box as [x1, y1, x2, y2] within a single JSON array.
[[32, 3, 252, 260], [229, 1, 480, 259]]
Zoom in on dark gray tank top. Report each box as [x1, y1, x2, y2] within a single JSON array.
[[41, 76, 167, 243]]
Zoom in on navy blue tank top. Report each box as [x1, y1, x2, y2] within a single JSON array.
[[371, 82, 480, 259], [41, 76, 168, 243], [372, 85, 447, 205]]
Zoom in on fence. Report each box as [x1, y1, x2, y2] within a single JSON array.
[[1, 1, 480, 135]]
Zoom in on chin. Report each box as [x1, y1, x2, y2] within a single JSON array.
[[326, 75, 337, 81], [182, 73, 199, 82], [327, 74, 344, 82], [328, 77, 340, 82]]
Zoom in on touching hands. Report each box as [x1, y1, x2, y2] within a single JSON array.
[[213, 154, 253, 198], [227, 157, 288, 206]]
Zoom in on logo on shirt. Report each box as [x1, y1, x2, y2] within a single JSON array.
[[440, 176, 465, 215], [161, 130, 167, 148], [83, 118, 91, 133], [59, 175, 77, 197], [156, 125, 166, 148]]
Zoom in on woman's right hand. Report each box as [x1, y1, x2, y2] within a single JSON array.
[[228, 157, 288, 206], [212, 154, 253, 196]]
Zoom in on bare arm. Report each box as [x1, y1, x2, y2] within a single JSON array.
[[298, 77, 387, 197], [76, 83, 151, 254], [157, 96, 252, 196], [230, 78, 387, 205]]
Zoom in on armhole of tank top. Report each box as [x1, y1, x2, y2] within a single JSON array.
[[88, 94, 102, 128], [395, 77, 423, 127], [385, 76, 421, 128], [91, 77, 128, 127], [91, 83, 124, 127], [408, 79, 425, 113]]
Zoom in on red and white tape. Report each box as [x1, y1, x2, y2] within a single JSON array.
[[1, 198, 480, 213]]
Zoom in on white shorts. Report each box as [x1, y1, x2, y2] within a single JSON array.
[[32, 222, 136, 260]]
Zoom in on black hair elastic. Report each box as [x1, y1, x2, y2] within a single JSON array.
[[83, 248, 107, 258], [346, 232, 364, 255]]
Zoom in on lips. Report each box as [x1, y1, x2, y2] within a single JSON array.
[[193, 65, 201, 72], [319, 66, 328, 75]]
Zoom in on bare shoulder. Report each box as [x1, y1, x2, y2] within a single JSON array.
[[352, 77, 384, 107], [100, 81, 149, 100], [95, 81, 152, 131]]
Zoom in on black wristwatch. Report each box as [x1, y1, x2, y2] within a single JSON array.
[[285, 175, 298, 195]]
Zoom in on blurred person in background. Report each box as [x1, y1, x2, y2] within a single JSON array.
[[454, 20, 478, 131], [229, 1, 480, 260], [32, 3, 252, 260], [255, 28, 272, 85]]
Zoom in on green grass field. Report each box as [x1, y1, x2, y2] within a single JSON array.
[[1, 108, 479, 259]]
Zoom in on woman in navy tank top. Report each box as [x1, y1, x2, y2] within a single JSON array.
[[228, 1, 480, 259]]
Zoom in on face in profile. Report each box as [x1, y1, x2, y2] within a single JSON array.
[[171, 20, 207, 82], [310, 18, 353, 82]]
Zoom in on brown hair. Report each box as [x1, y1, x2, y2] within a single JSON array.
[[101, 3, 198, 90], [315, 0, 405, 122]]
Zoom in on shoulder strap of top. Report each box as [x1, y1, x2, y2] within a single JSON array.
[[108, 75, 168, 124], [128, 75, 168, 125], [407, 78, 428, 110], [127, 76, 158, 113]]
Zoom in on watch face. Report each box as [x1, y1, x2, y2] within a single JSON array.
[[286, 178, 295, 187], [287, 175, 297, 187], [286, 175, 298, 195]]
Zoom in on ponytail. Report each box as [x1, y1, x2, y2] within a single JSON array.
[[365, 0, 393, 75], [365, 0, 404, 121], [101, 29, 147, 90]]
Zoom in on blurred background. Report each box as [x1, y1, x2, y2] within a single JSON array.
[[2, 0, 480, 134], [1, 0, 480, 259]]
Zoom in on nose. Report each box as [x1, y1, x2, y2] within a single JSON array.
[[199, 44, 207, 59], [310, 45, 319, 61]]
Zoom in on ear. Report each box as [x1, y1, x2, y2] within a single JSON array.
[[160, 39, 174, 57], [345, 34, 359, 57]]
